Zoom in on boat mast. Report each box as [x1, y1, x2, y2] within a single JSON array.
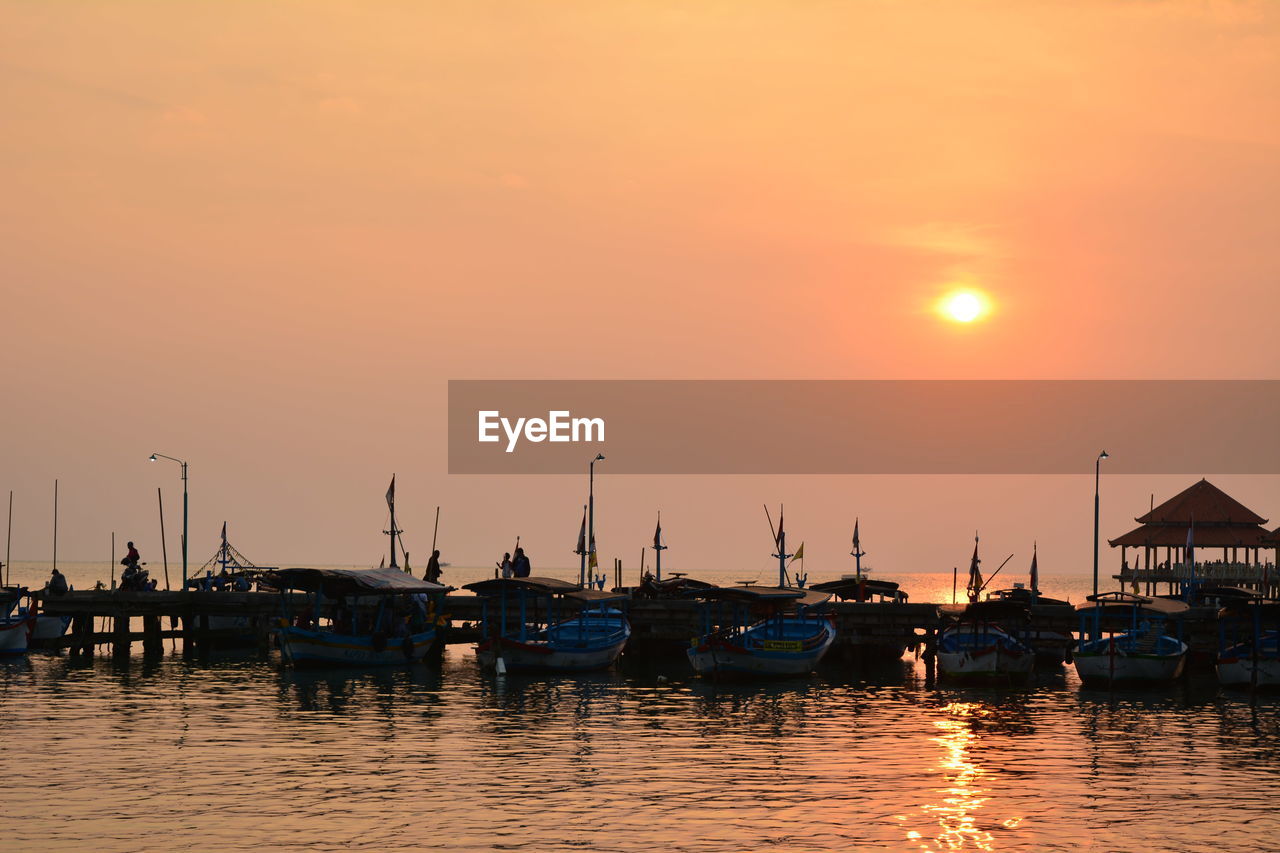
[[773, 505, 791, 587], [384, 475, 401, 570], [652, 511, 666, 582]]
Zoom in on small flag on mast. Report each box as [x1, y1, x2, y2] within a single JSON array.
[[588, 534, 598, 569], [1186, 515, 1195, 576], [653, 514, 662, 549], [1029, 541, 1038, 592], [575, 509, 587, 555], [966, 533, 983, 602], [790, 542, 805, 563], [221, 521, 227, 543], [385, 476, 395, 509], [852, 519, 860, 552]]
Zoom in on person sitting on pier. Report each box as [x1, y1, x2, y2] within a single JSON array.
[[48, 567, 69, 596], [122, 541, 141, 570], [424, 550, 443, 583]]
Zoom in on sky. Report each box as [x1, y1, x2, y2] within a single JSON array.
[[2, 1, 1278, 579]]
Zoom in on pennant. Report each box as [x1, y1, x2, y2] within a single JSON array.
[[852, 518, 860, 552], [588, 534, 598, 569], [966, 535, 983, 601], [790, 542, 805, 563], [776, 506, 784, 547], [385, 475, 395, 509], [1029, 542, 1038, 592], [379, 555, 385, 568], [575, 509, 587, 554], [653, 514, 662, 549], [221, 521, 227, 543], [1186, 515, 1195, 576]]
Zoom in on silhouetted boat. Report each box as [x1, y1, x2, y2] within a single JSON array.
[[463, 577, 631, 673], [0, 587, 36, 655], [687, 585, 835, 678], [1073, 592, 1189, 685], [936, 600, 1035, 682], [1216, 597, 1280, 689]]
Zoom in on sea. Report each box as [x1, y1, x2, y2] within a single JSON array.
[[4, 562, 1279, 852]]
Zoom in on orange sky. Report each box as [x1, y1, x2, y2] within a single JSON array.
[[2, 1, 1277, 574]]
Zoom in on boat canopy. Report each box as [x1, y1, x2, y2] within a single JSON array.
[[810, 578, 902, 600], [266, 567, 452, 597], [463, 576, 628, 604], [1076, 591, 1190, 615], [691, 585, 830, 606], [1218, 596, 1280, 618], [939, 600, 1029, 622]]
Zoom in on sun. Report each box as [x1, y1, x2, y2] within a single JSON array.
[[938, 289, 990, 323]]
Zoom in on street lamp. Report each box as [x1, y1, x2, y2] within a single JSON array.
[[1093, 450, 1109, 599], [150, 453, 188, 589], [586, 453, 605, 588]]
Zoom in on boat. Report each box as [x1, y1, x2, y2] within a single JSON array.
[[1216, 597, 1280, 689], [463, 577, 630, 673], [1073, 592, 1189, 685], [270, 567, 450, 666], [983, 585, 1073, 664], [936, 600, 1035, 682], [687, 584, 835, 678], [0, 587, 36, 655]]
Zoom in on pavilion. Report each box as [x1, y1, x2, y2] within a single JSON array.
[[1109, 478, 1275, 595]]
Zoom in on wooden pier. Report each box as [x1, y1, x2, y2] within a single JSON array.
[[33, 590, 1234, 669]]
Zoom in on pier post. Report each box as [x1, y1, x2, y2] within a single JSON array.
[[112, 613, 130, 658], [181, 614, 197, 658], [143, 615, 163, 656], [71, 614, 94, 657]]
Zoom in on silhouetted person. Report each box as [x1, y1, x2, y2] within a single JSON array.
[[122, 541, 140, 570], [425, 550, 442, 583], [497, 552, 513, 579], [512, 548, 531, 578], [48, 568, 69, 596]]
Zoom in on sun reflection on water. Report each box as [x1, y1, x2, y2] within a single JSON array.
[[911, 701, 1023, 850]]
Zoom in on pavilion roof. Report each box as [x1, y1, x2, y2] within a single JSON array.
[[1109, 524, 1273, 549], [1264, 527, 1280, 546], [1134, 478, 1268, 527]]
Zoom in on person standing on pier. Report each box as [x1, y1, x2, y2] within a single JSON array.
[[424, 549, 443, 583], [497, 553, 513, 579], [512, 547, 531, 578]]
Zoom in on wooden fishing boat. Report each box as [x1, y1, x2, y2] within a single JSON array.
[[936, 600, 1035, 682], [1073, 592, 1189, 685], [687, 585, 835, 678], [1216, 598, 1280, 689], [0, 587, 35, 655], [463, 577, 631, 673], [270, 567, 450, 667], [983, 585, 1072, 664]]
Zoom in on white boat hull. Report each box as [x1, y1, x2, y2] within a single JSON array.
[[1216, 657, 1280, 688], [0, 617, 34, 655], [1074, 649, 1186, 684], [937, 646, 1035, 680], [32, 614, 72, 642], [278, 626, 438, 667], [477, 637, 627, 672]]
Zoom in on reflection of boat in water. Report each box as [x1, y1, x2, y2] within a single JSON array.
[[936, 601, 1035, 683], [1073, 592, 1189, 685], [1216, 597, 1280, 689], [271, 567, 450, 666], [0, 587, 36, 655], [464, 577, 631, 673], [687, 585, 835, 678]]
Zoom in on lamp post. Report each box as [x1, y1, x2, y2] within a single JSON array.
[[150, 453, 188, 589], [586, 453, 605, 588], [1093, 450, 1109, 599]]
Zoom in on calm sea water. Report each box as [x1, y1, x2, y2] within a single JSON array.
[[5, 564, 1279, 851]]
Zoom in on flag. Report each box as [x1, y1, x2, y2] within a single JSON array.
[[1186, 516, 1195, 576], [385, 475, 395, 509], [790, 542, 805, 563], [966, 535, 983, 602], [379, 555, 385, 568], [653, 513, 662, 549], [588, 534, 598, 569], [776, 507, 784, 547], [852, 518, 861, 552], [575, 509, 587, 554], [1029, 542, 1038, 592], [221, 521, 227, 543]]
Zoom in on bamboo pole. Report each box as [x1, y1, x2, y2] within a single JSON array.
[[111, 531, 115, 589], [52, 479, 58, 573], [158, 487, 171, 591], [4, 490, 11, 588]]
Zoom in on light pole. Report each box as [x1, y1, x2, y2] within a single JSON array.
[[1093, 450, 1109, 599], [150, 453, 188, 589], [586, 453, 604, 588]]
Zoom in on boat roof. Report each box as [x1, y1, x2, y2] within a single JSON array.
[[810, 578, 900, 598], [1076, 591, 1190, 615], [986, 587, 1071, 607], [691, 585, 830, 606], [462, 576, 628, 603], [266, 567, 452, 596], [939, 600, 1029, 621]]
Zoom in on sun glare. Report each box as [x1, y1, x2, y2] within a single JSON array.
[[939, 290, 989, 323]]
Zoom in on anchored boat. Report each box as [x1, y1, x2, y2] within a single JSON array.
[[463, 577, 631, 673], [270, 567, 450, 666], [1216, 597, 1280, 689], [1073, 592, 1189, 685], [936, 600, 1035, 682], [687, 584, 835, 678]]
